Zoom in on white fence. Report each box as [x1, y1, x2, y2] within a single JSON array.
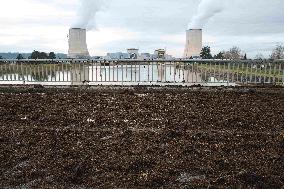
[[0, 59, 283, 86]]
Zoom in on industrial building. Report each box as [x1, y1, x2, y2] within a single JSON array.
[[184, 29, 203, 58], [154, 49, 166, 59], [127, 48, 139, 59], [68, 28, 90, 59]]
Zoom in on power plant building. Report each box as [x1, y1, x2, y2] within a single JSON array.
[[184, 29, 202, 58], [127, 48, 139, 59], [68, 28, 90, 59], [154, 49, 166, 59]]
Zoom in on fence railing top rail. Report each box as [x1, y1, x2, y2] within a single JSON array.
[[0, 59, 284, 64]]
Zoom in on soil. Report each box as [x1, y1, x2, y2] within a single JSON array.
[[0, 86, 284, 188]]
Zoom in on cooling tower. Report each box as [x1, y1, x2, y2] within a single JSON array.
[[68, 28, 90, 59], [184, 29, 202, 58]]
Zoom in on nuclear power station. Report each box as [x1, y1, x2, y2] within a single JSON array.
[[184, 29, 203, 58], [68, 28, 90, 59], [67, 28, 203, 59]]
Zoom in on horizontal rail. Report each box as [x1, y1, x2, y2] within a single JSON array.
[[0, 59, 284, 64]]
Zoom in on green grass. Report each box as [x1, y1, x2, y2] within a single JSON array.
[[196, 64, 283, 79]]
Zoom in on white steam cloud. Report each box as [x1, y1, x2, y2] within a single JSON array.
[[188, 0, 224, 29], [73, 0, 105, 30]]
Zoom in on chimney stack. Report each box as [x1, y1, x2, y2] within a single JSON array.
[[184, 29, 202, 58], [68, 28, 90, 59]]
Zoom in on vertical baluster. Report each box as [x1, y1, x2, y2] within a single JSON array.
[[2, 63, 4, 81], [240, 62, 243, 84], [57, 62, 60, 82], [181, 62, 184, 83], [50, 62, 53, 82], [24, 62, 27, 82], [170, 61, 172, 80], [5, 63, 8, 81], [103, 61, 106, 82], [126, 61, 128, 79], [61, 62, 63, 82], [24, 62, 29, 81], [209, 62, 212, 83], [70, 61, 72, 82], [4, 62, 9, 81], [82, 61, 84, 82], [20, 62, 23, 81], [130, 61, 133, 82], [38, 62, 41, 82], [90, 60, 93, 82], [42, 63, 45, 82], [53, 62, 56, 82], [231, 62, 234, 83], [13, 63, 16, 81], [245, 62, 248, 85], [0, 64, 2, 81], [9, 63, 12, 81], [277, 64, 281, 84], [264, 63, 267, 84], [221, 62, 224, 82], [273, 63, 277, 84], [29, 62, 30, 82], [268, 63, 272, 84], [13, 62, 16, 81], [116, 62, 119, 82], [236, 62, 239, 83], [174, 61, 176, 83], [213, 62, 216, 83], [254, 63, 257, 84], [108, 61, 110, 82], [133, 61, 135, 82], [45, 62, 48, 82], [112, 61, 114, 82], [164, 62, 168, 83], [139, 61, 141, 82], [122, 63, 124, 84], [282, 64, 284, 85], [148, 61, 150, 82], [66, 62, 68, 82], [191, 62, 194, 83], [38, 63, 41, 81], [249, 62, 252, 84], [95, 61, 97, 82]]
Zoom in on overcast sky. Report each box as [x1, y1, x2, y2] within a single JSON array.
[[0, 0, 284, 58]]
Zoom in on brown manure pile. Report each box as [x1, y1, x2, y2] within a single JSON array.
[[0, 87, 284, 188]]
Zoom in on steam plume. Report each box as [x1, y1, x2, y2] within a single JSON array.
[[188, 0, 224, 29], [73, 0, 104, 30]]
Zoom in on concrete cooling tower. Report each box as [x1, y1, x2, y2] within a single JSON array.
[[68, 28, 90, 59], [184, 29, 202, 58]]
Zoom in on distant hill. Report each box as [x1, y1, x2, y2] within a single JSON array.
[[0, 53, 67, 59]]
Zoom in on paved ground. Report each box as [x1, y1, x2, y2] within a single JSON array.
[[0, 86, 284, 188]]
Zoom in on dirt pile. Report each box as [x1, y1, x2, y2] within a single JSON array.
[[0, 87, 284, 188]]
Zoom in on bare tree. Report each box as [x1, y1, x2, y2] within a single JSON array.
[[270, 45, 284, 59], [223, 47, 242, 60], [229, 46, 242, 60]]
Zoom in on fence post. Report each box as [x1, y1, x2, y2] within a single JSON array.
[[148, 61, 150, 82], [282, 67, 284, 86]]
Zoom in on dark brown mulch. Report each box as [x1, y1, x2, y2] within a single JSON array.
[[0, 87, 284, 188]]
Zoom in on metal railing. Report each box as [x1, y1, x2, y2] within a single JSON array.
[[0, 59, 283, 86]]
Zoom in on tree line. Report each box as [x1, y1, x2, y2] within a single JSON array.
[[0, 51, 57, 60], [199, 45, 284, 60]]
